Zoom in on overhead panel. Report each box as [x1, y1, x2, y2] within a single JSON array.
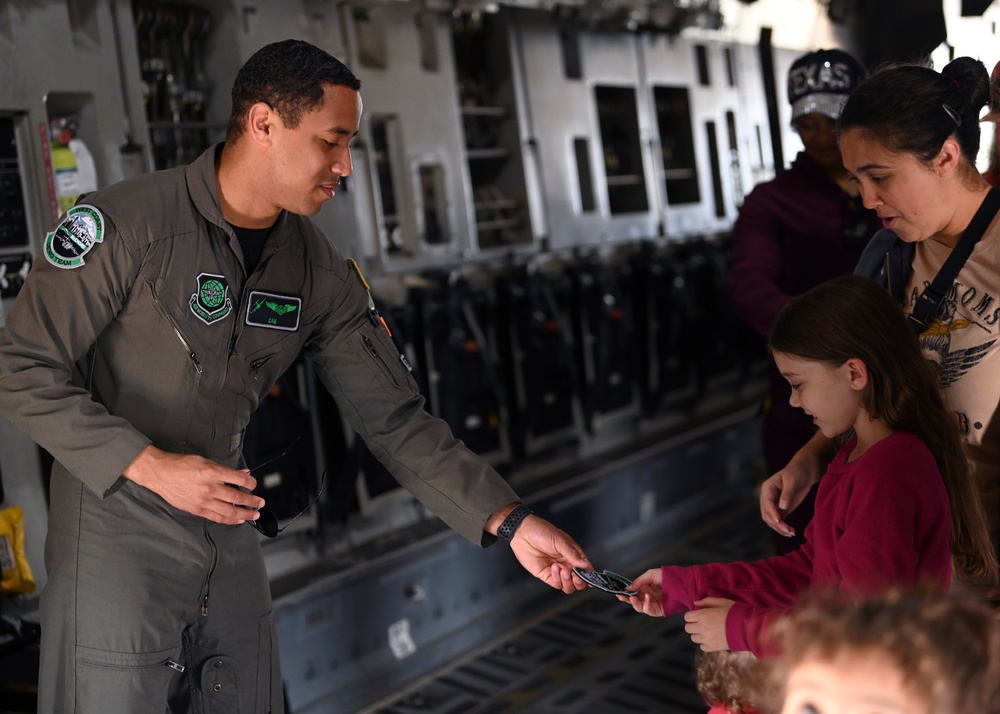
[[452, 9, 534, 254], [640, 36, 751, 238], [511, 10, 657, 251], [344, 1, 473, 272]]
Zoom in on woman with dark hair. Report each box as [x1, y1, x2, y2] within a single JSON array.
[[760, 57, 1000, 597]]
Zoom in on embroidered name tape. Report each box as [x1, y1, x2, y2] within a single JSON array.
[[246, 290, 301, 331]]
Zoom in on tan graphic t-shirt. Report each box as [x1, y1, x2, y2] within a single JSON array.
[[905, 224, 1000, 548]]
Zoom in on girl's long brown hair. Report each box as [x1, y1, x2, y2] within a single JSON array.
[[769, 275, 998, 585]]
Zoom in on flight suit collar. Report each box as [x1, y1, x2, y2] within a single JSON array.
[[184, 143, 297, 256]]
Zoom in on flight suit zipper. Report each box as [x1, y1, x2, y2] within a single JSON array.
[[151, 293, 204, 373], [201, 526, 219, 616], [227, 243, 276, 358], [362, 334, 410, 387]]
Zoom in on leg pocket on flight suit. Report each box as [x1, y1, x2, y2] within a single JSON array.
[[76, 644, 183, 714], [201, 655, 241, 714], [257, 611, 283, 712]]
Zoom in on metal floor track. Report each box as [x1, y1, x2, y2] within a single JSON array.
[[368, 497, 773, 714]]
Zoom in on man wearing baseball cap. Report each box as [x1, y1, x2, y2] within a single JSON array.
[[727, 48, 880, 555]]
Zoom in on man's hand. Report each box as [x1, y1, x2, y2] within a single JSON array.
[[760, 432, 831, 537], [685, 597, 734, 651], [617, 568, 664, 616], [122, 445, 265, 524], [506, 515, 594, 594]]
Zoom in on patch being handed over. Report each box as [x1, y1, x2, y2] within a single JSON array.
[[573, 567, 638, 596]]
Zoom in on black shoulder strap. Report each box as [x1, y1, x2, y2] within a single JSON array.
[[908, 187, 1000, 334]]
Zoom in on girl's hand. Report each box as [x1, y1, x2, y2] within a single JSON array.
[[760, 432, 831, 537], [685, 597, 735, 651], [616, 568, 664, 616]]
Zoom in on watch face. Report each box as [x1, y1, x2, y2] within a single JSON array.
[[573, 567, 637, 596]]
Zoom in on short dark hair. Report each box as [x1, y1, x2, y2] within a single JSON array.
[[227, 39, 361, 141]]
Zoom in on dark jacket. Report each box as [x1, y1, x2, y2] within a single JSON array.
[[728, 151, 880, 337]]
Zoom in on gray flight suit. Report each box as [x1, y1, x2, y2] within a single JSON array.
[[0, 144, 518, 713]]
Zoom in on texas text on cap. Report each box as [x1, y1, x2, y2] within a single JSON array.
[[981, 60, 1000, 123], [787, 48, 867, 124]]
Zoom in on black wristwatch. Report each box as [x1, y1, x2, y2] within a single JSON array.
[[497, 504, 532, 545]]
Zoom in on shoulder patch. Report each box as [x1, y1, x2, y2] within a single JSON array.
[[44, 205, 104, 269]]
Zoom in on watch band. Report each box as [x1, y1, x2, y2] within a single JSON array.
[[497, 504, 532, 544]]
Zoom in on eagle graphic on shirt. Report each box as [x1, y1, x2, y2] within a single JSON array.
[[920, 296, 996, 388]]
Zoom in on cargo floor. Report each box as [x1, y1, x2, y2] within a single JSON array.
[[365, 495, 774, 714]]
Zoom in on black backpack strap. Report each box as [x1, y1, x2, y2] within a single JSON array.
[[908, 187, 1000, 334]]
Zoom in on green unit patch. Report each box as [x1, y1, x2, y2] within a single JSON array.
[[246, 290, 301, 332], [43, 205, 105, 269], [189, 273, 233, 325]]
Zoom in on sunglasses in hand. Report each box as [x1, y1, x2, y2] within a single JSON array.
[[243, 438, 325, 538]]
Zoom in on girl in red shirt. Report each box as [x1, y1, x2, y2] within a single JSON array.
[[619, 275, 996, 658]]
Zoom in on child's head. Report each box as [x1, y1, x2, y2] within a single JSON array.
[[768, 274, 932, 432], [769, 586, 1000, 714], [696, 649, 780, 714]]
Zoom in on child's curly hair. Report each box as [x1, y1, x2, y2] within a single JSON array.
[[768, 585, 1000, 713], [696, 649, 780, 713]]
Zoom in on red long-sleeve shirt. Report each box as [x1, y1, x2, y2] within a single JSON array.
[[660, 431, 952, 656]]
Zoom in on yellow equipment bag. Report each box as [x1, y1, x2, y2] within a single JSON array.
[[0, 506, 35, 594]]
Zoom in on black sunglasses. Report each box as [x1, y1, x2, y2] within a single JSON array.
[[244, 438, 326, 538]]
